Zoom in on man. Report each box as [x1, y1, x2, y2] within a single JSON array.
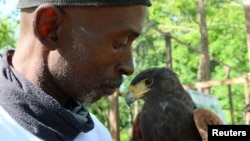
[[0, 0, 151, 140]]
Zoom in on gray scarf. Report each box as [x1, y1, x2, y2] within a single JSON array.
[[0, 50, 94, 141]]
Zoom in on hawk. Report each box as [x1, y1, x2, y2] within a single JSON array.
[[126, 67, 223, 141]]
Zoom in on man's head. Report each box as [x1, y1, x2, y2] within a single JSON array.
[[13, 0, 150, 104]]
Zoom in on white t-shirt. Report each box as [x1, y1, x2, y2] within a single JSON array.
[[0, 106, 112, 141], [0, 106, 42, 141], [74, 114, 112, 141]]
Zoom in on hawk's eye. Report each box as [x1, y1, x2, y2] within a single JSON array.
[[144, 78, 153, 86]]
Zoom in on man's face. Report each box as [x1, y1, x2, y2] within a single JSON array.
[[47, 5, 147, 104]]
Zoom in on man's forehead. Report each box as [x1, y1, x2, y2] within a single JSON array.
[[17, 0, 151, 9]]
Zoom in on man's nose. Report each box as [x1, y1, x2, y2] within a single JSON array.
[[117, 60, 134, 75], [116, 49, 134, 75]]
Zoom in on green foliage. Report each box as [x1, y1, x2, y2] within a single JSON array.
[[0, 0, 19, 51], [0, 16, 18, 51]]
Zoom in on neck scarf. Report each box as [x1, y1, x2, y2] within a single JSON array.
[[0, 50, 94, 141]]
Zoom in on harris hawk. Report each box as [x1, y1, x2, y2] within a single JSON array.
[[126, 67, 224, 141]]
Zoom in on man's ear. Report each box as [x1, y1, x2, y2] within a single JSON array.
[[33, 4, 63, 50]]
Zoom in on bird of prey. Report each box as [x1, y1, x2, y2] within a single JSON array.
[[126, 67, 223, 141]]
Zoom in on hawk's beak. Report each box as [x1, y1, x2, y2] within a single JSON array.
[[125, 91, 137, 107], [125, 83, 150, 106]]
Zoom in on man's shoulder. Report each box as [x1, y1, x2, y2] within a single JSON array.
[[0, 106, 42, 141], [74, 113, 112, 141]]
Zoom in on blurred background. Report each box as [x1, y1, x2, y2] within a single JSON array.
[[1, 0, 250, 141]]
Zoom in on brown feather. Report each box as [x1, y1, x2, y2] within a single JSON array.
[[194, 108, 224, 141], [132, 112, 143, 141]]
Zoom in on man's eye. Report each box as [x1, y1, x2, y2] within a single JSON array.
[[118, 43, 127, 48], [114, 36, 128, 49], [114, 42, 127, 49]]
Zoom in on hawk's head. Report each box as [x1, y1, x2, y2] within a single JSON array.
[[125, 67, 181, 106]]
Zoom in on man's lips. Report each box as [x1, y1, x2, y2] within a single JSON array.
[[105, 78, 123, 89], [101, 78, 123, 94]]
